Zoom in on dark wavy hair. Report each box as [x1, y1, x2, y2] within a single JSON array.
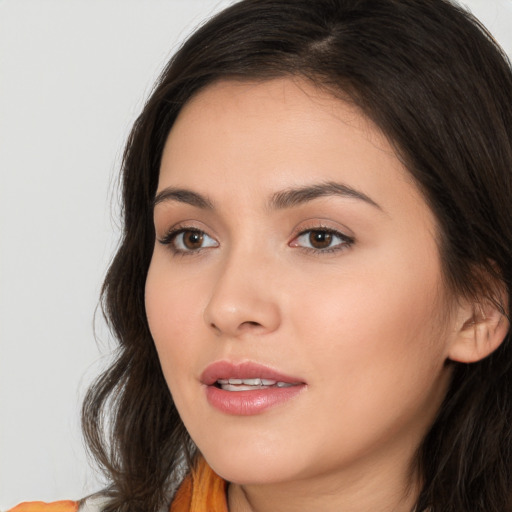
[[82, 0, 512, 510]]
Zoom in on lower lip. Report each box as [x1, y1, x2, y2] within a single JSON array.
[[205, 384, 306, 415]]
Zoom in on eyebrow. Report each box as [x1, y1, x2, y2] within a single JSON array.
[[153, 181, 382, 211], [269, 181, 382, 211], [153, 187, 214, 209]]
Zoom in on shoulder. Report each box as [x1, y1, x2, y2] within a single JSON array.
[[6, 494, 110, 512]]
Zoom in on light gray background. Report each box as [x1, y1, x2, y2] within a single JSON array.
[[1, 0, 511, 508]]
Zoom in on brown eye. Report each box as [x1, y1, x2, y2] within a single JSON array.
[[163, 228, 218, 253], [308, 230, 333, 249], [291, 228, 353, 253], [182, 230, 204, 250]]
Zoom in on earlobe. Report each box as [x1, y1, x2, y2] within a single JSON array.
[[448, 299, 510, 364]]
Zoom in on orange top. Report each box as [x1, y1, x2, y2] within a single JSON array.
[[170, 457, 228, 512], [8, 459, 227, 512], [8, 501, 78, 512]]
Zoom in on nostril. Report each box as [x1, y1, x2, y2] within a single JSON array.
[[209, 320, 263, 336], [210, 323, 222, 334], [239, 321, 264, 331]]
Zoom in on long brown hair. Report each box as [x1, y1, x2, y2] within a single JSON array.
[[82, 1, 512, 510]]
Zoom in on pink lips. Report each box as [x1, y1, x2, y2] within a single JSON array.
[[201, 361, 306, 415]]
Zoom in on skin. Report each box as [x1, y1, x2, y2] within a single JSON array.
[[145, 78, 468, 512]]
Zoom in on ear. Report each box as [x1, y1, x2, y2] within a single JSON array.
[[448, 295, 510, 364]]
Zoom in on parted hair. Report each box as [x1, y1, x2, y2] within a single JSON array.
[[82, 1, 512, 510]]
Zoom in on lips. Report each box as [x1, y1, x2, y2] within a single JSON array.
[[201, 361, 306, 415], [201, 360, 303, 386]]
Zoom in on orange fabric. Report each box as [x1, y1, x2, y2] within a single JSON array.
[[8, 460, 226, 512], [170, 457, 228, 512], [8, 501, 79, 512]]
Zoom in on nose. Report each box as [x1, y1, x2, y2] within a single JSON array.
[[203, 251, 281, 338]]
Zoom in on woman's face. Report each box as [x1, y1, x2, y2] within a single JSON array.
[[145, 78, 458, 488]]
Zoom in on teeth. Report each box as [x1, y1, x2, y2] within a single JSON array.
[[216, 377, 294, 390], [221, 384, 266, 391], [241, 378, 261, 385], [217, 378, 277, 385]]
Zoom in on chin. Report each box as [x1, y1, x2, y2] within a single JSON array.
[[200, 443, 305, 485]]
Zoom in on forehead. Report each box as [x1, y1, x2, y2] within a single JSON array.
[[170, 77, 391, 156], [158, 78, 421, 213], [164, 79, 397, 174]]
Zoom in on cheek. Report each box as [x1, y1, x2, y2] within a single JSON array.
[[145, 269, 203, 427], [282, 258, 451, 467], [145, 259, 203, 379], [292, 243, 449, 396]]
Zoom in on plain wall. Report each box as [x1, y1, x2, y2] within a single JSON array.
[[1, 0, 511, 508]]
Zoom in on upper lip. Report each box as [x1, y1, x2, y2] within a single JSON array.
[[201, 361, 304, 386]]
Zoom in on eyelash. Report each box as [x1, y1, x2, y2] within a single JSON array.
[[158, 227, 218, 256], [291, 227, 354, 254], [158, 226, 354, 256]]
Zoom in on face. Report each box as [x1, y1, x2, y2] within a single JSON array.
[[145, 78, 457, 488]]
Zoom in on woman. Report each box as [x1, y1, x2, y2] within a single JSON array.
[[11, 0, 512, 510]]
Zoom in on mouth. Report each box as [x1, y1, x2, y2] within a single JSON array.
[[201, 360, 304, 388], [214, 378, 297, 391], [201, 361, 306, 415]]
